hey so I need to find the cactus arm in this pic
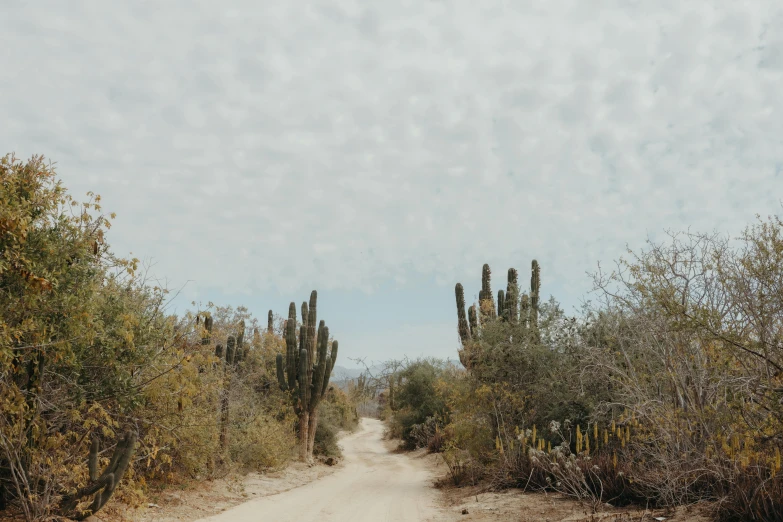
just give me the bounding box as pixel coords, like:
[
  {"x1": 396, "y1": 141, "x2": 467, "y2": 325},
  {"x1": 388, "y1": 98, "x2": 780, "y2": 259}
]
[
  {"x1": 305, "y1": 291, "x2": 318, "y2": 397},
  {"x1": 321, "y1": 339, "x2": 337, "y2": 397},
  {"x1": 276, "y1": 354, "x2": 288, "y2": 391},
  {"x1": 88, "y1": 436, "x2": 99, "y2": 482},
  {"x1": 235, "y1": 320, "x2": 245, "y2": 363},
  {"x1": 225, "y1": 336, "x2": 235, "y2": 365},
  {"x1": 310, "y1": 322, "x2": 329, "y2": 410},
  {"x1": 468, "y1": 304, "x2": 478, "y2": 337},
  {"x1": 202, "y1": 316, "x2": 213, "y2": 345},
  {"x1": 506, "y1": 268, "x2": 519, "y2": 323},
  {"x1": 479, "y1": 263, "x2": 496, "y2": 321},
  {"x1": 455, "y1": 283, "x2": 471, "y2": 343},
  {"x1": 61, "y1": 431, "x2": 137, "y2": 520},
  {"x1": 285, "y1": 304, "x2": 298, "y2": 390},
  {"x1": 298, "y1": 348, "x2": 308, "y2": 409}
]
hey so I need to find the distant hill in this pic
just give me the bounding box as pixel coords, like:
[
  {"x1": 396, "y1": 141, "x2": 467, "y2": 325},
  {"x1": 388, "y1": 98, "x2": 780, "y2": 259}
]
[
  {"x1": 331, "y1": 365, "x2": 364, "y2": 381},
  {"x1": 332, "y1": 359, "x2": 461, "y2": 383}
]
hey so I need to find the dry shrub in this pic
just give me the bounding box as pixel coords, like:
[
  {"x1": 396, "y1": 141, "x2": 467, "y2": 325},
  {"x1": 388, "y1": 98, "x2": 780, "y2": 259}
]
[
  {"x1": 230, "y1": 414, "x2": 296, "y2": 470},
  {"x1": 428, "y1": 428, "x2": 445, "y2": 453},
  {"x1": 409, "y1": 417, "x2": 444, "y2": 451},
  {"x1": 710, "y1": 460, "x2": 783, "y2": 521},
  {"x1": 439, "y1": 448, "x2": 485, "y2": 487}
]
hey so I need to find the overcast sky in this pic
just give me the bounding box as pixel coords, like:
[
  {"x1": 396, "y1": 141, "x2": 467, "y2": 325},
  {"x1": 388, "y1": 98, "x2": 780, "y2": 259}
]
[{"x1": 3, "y1": 1, "x2": 783, "y2": 367}]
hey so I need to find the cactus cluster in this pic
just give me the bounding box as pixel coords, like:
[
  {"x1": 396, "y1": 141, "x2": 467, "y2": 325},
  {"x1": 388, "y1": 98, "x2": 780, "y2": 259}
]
[
  {"x1": 60, "y1": 432, "x2": 137, "y2": 520},
  {"x1": 455, "y1": 260, "x2": 543, "y2": 368},
  {"x1": 275, "y1": 290, "x2": 339, "y2": 461}
]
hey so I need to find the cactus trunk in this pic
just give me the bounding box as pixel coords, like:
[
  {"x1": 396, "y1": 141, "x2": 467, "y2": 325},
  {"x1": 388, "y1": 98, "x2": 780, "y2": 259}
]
[
  {"x1": 298, "y1": 410, "x2": 310, "y2": 461},
  {"x1": 306, "y1": 408, "x2": 319, "y2": 458}
]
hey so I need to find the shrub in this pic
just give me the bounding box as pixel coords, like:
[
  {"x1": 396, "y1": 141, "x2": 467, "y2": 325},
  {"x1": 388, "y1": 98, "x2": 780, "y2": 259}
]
[
  {"x1": 388, "y1": 359, "x2": 450, "y2": 449},
  {"x1": 311, "y1": 387, "x2": 359, "y2": 459},
  {"x1": 313, "y1": 418, "x2": 341, "y2": 458}
]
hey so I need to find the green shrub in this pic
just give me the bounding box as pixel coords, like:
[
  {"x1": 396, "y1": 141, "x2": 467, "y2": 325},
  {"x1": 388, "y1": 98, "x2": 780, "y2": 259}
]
[{"x1": 312, "y1": 387, "x2": 359, "y2": 458}]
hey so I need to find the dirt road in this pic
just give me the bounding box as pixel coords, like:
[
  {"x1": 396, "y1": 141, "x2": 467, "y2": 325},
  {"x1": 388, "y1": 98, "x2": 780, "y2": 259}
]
[{"x1": 195, "y1": 418, "x2": 446, "y2": 522}]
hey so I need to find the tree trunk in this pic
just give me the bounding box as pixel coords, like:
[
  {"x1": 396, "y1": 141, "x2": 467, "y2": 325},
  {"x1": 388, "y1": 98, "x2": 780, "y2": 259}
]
[
  {"x1": 306, "y1": 408, "x2": 319, "y2": 460},
  {"x1": 298, "y1": 411, "x2": 310, "y2": 462}
]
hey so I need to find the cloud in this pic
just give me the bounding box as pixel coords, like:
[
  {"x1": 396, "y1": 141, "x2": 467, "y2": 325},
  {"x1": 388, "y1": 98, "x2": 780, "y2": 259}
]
[{"x1": 2, "y1": 0, "x2": 783, "y2": 312}]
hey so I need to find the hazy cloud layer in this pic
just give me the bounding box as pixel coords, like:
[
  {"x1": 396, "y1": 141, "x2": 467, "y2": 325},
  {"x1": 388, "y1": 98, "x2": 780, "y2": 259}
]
[{"x1": 3, "y1": 0, "x2": 783, "y2": 312}]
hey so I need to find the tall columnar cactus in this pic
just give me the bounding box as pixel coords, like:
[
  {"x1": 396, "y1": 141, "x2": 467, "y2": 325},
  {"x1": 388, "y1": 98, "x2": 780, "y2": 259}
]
[
  {"x1": 530, "y1": 259, "x2": 541, "y2": 336},
  {"x1": 201, "y1": 315, "x2": 213, "y2": 345},
  {"x1": 520, "y1": 293, "x2": 530, "y2": 328},
  {"x1": 275, "y1": 291, "x2": 338, "y2": 462},
  {"x1": 225, "y1": 335, "x2": 236, "y2": 365},
  {"x1": 478, "y1": 263, "x2": 496, "y2": 323},
  {"x1": 455, "y1": 283, "x2": 471, "y2": 344},
  {"x1": 234, "y1": 320, "x2": 245, "y2": 364},
  {"x1": 268, "y1": 310, "x2": 274, "y2": 333},
  {"x1": 59, "y1": 432, "x2": 137, "y2": 520},
  {"x1": 468, "y1": 304, "x2": 478, "y2": 337},
  {"x1": 219, "y1": 335, "x2": 236, "y2": 448},
  {"x1": 506, "y1": 268, "x2": 519, "y2": 323},
  {"x1": 497, "y1": 289, "x2": 506, "y2": 320}
]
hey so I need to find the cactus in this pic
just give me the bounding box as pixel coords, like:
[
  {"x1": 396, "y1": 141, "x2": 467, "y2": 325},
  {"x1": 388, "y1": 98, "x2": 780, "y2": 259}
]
[
  {"x1": 235, "y1": 320, "x2": 245, "y2": 363},
  {"x1": 530, "y1": 260, "x2": 540, "y2": 330},
  {"x1": 219, "y1": 335, "x2": 236, "y2": 448},
  {"x1": 520, "y1": 293, "x2": 530, "y2": 328},
  {"x1": 60, "y1": 432, "x2": 137, "y2": 520},
  {"x1": 274, "y1": 290, "x2": 338, "y2": 462},
  {"x1": 202, "y1": 315, "x2": 213, "y2": 345},
  {"x1": 468, "y1": 304, "x2": 478, "y2": 337},
  {"x1": 455, "y1": 260, "x2": 542, "y2": 370},
  {"x1": 506, "y1": 268, "x2": 519, "y2": 323},
  {"x1": 478, "y1": 264, "x2": 496, "y2": 323},
  {"x1": 455, "y1": 283, "x2": 471, "y2": 344},
  {"x1": 268, "y1": 310, "x2": 274, "y2": 333},
  {"x1": 225, "y1": 335, "x2": 236, "y2": 365}
]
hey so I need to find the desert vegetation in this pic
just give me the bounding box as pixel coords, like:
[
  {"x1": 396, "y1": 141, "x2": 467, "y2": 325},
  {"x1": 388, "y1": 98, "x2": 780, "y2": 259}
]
[
  {"x1": 0, "y1": 154, "x2": 356, "y2": 520},
  {"x1": 377, "y1": 218, "x2": 783, "y2": 521},
  {"x1": 5, "y1": 151, "x2": 783, "y2": 522}
]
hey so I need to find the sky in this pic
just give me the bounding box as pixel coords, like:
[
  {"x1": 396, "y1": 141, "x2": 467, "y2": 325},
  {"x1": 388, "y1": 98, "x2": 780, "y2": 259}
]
[{"x1": 2, "y1": 1, "x2": 783, "y2": 368}]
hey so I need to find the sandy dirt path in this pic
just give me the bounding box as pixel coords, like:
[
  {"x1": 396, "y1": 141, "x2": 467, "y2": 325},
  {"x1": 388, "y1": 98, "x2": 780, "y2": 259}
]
[{"x1": 194, "y1": 417, "x2": 446, "y2": 522}]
